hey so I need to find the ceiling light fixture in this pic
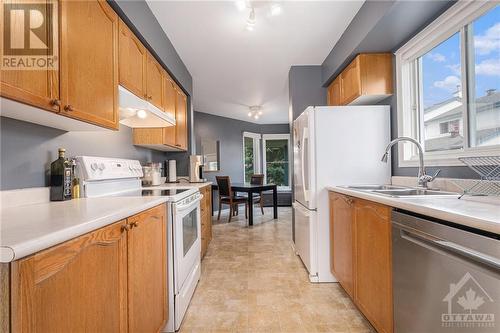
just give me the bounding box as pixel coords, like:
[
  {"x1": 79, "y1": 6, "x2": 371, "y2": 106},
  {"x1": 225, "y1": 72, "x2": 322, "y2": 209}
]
[{"x1": 248, "y1": 105, "x2": 262, "y2": 120}]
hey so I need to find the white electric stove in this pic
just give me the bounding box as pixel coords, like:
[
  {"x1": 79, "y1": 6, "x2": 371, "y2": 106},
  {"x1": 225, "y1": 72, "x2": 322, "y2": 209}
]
[{"x1": 76, "y1": 156, "x2": 201, "y2": 332}]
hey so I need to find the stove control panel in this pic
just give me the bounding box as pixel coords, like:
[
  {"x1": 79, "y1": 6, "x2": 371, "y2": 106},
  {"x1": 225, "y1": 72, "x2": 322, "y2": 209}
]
[{"x1": 76, "y1": 156, "x2": 144, "y2": 181}]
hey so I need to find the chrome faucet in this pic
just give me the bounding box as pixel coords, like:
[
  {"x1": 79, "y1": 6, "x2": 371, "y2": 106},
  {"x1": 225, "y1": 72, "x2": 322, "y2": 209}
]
[{"x1": 381, "y1": 137, "x2": 441, "y2": 189}]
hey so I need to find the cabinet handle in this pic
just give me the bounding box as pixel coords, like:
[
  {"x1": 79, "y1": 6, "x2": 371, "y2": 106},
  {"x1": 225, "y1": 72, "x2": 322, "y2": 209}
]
[
  {"x1": 64, "y1": 104, "x2": 74, "y2": 112},
  {"x1": 121, "y1": 224, "x2": 130, "y2": 232},
  {"x1": 131, "y1": 222, "x2": 139, "y2": 228},
  {"x1": 50, "y1": 99, "x2": 61, "y2": 107},
  {"x1": 345, "y1": 197, "x2": 354, "y2": 206}
]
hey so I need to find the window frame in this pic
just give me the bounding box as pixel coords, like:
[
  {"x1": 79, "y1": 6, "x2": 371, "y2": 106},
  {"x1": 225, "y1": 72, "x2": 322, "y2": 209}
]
[
  {"x1": 262, "y1": 133, "x2": 291, "y2": 191},
  {"x1": 242, "y1": 131, "x2": 261, "y2": 182},
  {"x1": 395, "y1": 1, "x2": 500, "y2": 167}
]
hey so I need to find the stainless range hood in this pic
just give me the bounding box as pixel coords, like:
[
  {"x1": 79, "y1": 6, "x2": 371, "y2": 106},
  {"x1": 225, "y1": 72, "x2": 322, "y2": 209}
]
[{"x1": 118, "y1": 85, "x2": 176, "y2": 128}]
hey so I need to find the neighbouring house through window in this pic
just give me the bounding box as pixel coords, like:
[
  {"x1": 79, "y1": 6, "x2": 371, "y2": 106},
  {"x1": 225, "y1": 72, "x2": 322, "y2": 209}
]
[{"x1": 396, "y1": 2, "x2": 500, "y2": 166}]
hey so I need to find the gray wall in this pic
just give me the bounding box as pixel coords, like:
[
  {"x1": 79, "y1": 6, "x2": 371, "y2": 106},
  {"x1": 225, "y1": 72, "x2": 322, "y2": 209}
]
[
  {"x1": 194, "y1": 111, "x2": 289, "y2": 183},
  {"x1": 1, "y1": 0, "x2": 196, "y2": 190},
  {"x1": 289, "y1": 66, "x2": 327, "y2": 122},
  {"x1": 193, "y1": 111, "x2": 290, "y2": 211},
  {"x1": 0, "y1": 117, "x2": 165, "y2": 190},
  {"x1": 312, "y1": 0, "x2": 475, "y2": 179}
]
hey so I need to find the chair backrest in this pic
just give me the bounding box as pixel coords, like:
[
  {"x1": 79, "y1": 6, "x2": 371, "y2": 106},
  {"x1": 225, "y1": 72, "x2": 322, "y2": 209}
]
[
  {"x1": 251, "y1": 174, "x2": 264, "y2": 185},
  {"x1": 216, "y1": 176, "x2": 231, "y2": 196}
]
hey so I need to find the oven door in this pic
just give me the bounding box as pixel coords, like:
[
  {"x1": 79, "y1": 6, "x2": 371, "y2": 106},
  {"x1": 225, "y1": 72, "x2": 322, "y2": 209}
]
[{"x1": 173, "y1": 193, "x2": 202, "y2": 293}]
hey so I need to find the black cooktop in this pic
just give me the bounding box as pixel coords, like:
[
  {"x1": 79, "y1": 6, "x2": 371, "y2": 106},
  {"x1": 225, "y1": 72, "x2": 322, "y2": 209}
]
[{"x1": 141, "y1": 189, "x2": 190, "y2": 197}]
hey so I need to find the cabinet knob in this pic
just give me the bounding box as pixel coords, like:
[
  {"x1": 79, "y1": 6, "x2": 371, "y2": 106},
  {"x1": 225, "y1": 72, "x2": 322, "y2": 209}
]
[
  {"x1": 346, "y1": 198, "x2": 354, "y2": 206},
  {"x1": 175, "y1": 144, "x2": 181, "y2": 147},
  {"x1": 131, "y1": 222, "x2": 139, "y2": 228},
  {"x1": 64, "y1": 104, "x2": 74, "y2": 112},
  {"x1": 121, "y1": 224, "x2": 130, "y2": 232},
  {"x1": 148, "y1": 95, "x2": 152, "y2": 100},
  {"x1": 50, "y1": 99, "x2": 61, "y2": 107}
]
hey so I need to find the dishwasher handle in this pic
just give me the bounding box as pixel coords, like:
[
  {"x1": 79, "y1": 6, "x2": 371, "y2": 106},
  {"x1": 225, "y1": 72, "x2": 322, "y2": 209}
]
[{"x1": 400, "y1": 228, "x2": 500, "y2": 271}]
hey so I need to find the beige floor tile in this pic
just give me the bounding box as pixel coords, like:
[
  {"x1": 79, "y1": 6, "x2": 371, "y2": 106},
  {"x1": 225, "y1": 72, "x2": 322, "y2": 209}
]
[{"x1": 179, "y1": 207, "x2": 373, "y2": 333}]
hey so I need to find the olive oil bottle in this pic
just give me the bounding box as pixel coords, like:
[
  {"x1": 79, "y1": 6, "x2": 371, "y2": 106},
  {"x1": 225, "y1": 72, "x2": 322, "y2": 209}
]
[{"x1": 50, "y1": 148, "x2": 72, "y2": 201}]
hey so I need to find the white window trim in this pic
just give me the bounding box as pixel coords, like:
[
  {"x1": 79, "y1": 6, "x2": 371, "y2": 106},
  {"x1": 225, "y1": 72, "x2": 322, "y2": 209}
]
[
  {"x1": 262, "y1": 134, "x2": 291, "y2": 191},
  {"x1": 395, "y1": 0, "x2": 500, "y2": 167},
  {"x1": 242, "y1": 131, "x2": 261, "y2": 181}
]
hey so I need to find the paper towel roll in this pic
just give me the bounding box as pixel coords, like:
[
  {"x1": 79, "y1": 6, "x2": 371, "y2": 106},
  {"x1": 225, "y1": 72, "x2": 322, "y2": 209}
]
[{"x1": 168, "y1": 160, "x2": 177, "y2": 182}]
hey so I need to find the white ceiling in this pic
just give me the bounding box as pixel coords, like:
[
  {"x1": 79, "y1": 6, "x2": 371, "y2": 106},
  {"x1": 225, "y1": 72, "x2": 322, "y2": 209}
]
[{"x1": 147, "y1": 1, "x2": 364, "y2": 124}]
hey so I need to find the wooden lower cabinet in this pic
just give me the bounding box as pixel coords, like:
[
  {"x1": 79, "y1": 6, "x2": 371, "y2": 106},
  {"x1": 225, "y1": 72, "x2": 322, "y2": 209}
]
[
  {"x1": 354, "y1": 198, "x2": 393, "y2": 333},
  {"x1": 329, "y1": 192, "x2": 393, "y2": 333},
  {"x1": 9, "y1": 204, "x2": 167, "y2": 333},
  {"x1": 127, "y1": 204, "x2": 168, "y2": 332},
  {"x1": 199, "y1": 185, "x2": 212, "y2": 258},
  {"x1": 329, "y1": 192, "x2": 354, "y2": 298},
  {"x1": 10, "y1": 220, "x2": 128, "y2": 333}
]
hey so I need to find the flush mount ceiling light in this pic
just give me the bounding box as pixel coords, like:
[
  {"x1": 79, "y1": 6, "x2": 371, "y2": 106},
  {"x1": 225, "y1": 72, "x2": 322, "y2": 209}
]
[
  {"x1": 237, "y1": 1, "x2": 281, "y2": 32},
  {"x1": 248, "y1": 105, "x2": 263, "y2": 120}
]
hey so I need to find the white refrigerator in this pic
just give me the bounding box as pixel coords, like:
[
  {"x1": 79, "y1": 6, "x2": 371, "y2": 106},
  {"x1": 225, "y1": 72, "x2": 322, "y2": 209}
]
[{"x1": 293, "y1": 106, "x2": 391, "y2": 282}]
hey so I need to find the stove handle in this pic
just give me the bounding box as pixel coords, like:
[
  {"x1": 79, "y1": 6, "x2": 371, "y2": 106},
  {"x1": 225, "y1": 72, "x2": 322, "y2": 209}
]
[{"x1": 175, "y1": 193, "x2": 203, "y2": 212}]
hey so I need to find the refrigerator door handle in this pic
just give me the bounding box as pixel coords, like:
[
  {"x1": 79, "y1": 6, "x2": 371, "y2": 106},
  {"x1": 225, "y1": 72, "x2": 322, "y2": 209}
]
[{"x1": 301, "y1": 127, "x2": 309, "y2": 203}]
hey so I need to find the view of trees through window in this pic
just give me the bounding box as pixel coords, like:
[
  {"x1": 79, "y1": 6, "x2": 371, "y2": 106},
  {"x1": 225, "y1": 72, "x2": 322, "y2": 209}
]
[
  {"x1": 244, "y1": 136, "x2": 255, "y2": 183},
  {"x1": 264, "y1": 139, "x2": 289, "y2": 188}
]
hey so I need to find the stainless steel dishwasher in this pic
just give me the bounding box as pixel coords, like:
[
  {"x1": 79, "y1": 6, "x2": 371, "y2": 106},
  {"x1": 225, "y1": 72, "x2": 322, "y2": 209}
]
[{"x1": 392, "y1": 211, "x2": 500, "y2": 333}]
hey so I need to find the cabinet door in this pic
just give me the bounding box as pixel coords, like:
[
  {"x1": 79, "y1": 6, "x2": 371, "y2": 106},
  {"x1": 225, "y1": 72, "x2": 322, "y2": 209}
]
[
  {"x1": 10, "y1": 221, "x2": 128, "y2": 333},
  {"x1": 60, "y1": 0, "x2": 119, "y2": 129},
  {"x1": 330, "y1": 77, "x2": 342, "y2": 106},
  {"x1": 163, "y1": 76, "x2": 177, "y2": 146},
  {"x1": 354, "y1": 199, "x2": 393, "y2": 333},
  {"x1": 0, "y1": 0, "x2": 59, "y2": 112},
  {"x1": 175, "y1": 88, "x2": 188, "y2": 150},
  {"x1": 329, "y1": 192, "x2": 354, "y2": 298},
  {"x1": 118, "y1": 20, "x2": 146, "y2": 98},
  {"x1": 146, "y1": 53, "x2": 164, "y2": 110},
  {"x1": 127, "y1": 204, "x2": 168, "y2": 332},
  {"x1": 340, "y1": 56, "x2": 361, "y2": 105},
  {"x1": 359, "y1": 53, "x2": 393, "y2": 96}
]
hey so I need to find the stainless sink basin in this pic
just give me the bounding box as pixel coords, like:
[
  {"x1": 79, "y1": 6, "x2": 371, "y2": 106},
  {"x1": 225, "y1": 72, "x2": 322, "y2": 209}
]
[
  {"x1": 344, "y1": 185, "x2": 406, "y2": 191},
  {"x1": 372, "y1": 188, "x2": 459, "y2": 198},
  {"x1": 341, "y1": 184, "x2": 459, "y2": 198}
]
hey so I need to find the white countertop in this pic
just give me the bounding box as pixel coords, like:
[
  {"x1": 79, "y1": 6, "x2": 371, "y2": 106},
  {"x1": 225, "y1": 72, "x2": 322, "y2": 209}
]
[
  {"x1": 0, "y1": 196, "x2": 168, "y2": 263},
  {"x1": 328, "y1": 186, "x2": 500, "y2": 235}
]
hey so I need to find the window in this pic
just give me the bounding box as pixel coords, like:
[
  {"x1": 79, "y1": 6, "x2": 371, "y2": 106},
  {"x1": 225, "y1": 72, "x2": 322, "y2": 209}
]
[
  {"x1": 242, "y1": 132, "x2": 261, "y2": 183},
  {"x1": 263, "y1": 134, "x2": 290, "y2": 190},
  {"x1": 396, "y1": 2, "x2": 500, "y2": 166}
]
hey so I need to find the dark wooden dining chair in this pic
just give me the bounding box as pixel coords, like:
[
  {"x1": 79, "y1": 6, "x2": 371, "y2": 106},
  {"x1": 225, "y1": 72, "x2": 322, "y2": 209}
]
[
  {"x1": 250, "y1": 174, "x2": 265, "y2": 215},
  {"x1": 216, "y1": 176, "x2": 248, "y2": 222}
]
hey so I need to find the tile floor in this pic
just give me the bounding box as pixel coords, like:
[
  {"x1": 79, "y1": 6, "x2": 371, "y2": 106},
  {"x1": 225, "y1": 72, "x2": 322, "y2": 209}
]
[{"x1": 180, "y1": 207, "x2": 375, "y2": 333}]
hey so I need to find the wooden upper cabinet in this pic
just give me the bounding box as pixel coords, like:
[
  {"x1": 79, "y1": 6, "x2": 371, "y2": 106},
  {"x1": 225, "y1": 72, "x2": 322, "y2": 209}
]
[
  {"x1": 354, "y1": 199, "x2": 393, "y2": 333},
  {"x1": 329, "y1": 192, "x2": 355, "y2": 298},
  {"x1": 146, "y1": 53, "x2": 164, "y2": 110},
  {"x1": 163, "y1": 75, "x2": 177, "y2": 146},
  {"x1": 10, "y1": 221, "x2": 128, "y2": 333},
  {"x1": 127, "y1": 204, "x2": 168, "y2": 333},
  {"x1": 340, "y1": 56, "x2": 362, "y2": 105},
  {"x1": 0, "y1": 0, "x2": 59, "y2": 112},
  {"x1": 59, "y1": 0, "x2": 119, "y2": 130},
  {"x1": 175, "y1": 88, "x2": 188, "y2": 150},
  {"x1": 118, "y1": 20, "x2": 146, "y2": 98},
  {"x1": 327, "y1": 53, "x2": 393, "y2": 106},
  {"x1": 327, "y1": 77, "x2": 341, "y2": 106}
]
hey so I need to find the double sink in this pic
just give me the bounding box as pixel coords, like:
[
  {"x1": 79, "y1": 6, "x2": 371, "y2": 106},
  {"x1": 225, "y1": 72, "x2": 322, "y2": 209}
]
[{"x1": 343, "y1": 185, "x2": 459, "y2": 198}]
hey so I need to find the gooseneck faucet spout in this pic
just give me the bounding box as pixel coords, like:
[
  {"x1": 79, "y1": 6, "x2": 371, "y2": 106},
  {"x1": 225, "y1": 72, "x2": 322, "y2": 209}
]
[{"x1": 381, "y1": 137, "x2": 440, "y2": 189}]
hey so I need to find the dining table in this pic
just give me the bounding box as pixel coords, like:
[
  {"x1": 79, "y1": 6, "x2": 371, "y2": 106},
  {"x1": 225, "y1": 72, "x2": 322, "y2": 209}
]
[{"x1": 211, "y1": 183, "x2": 278, "y2": 226}]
